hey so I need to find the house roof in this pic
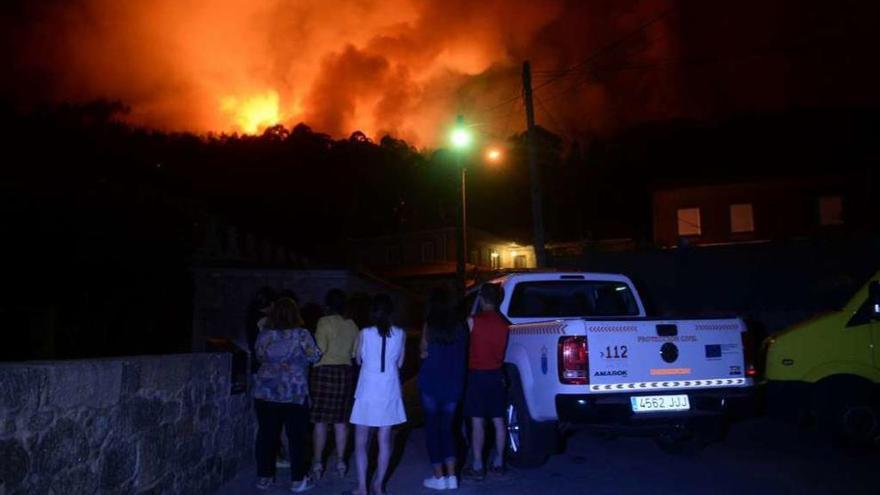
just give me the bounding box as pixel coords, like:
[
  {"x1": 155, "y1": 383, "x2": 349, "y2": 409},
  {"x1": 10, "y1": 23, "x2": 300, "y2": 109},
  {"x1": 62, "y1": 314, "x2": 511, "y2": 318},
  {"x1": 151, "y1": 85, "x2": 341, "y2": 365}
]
[{"x1": 649, "y1": 174, "x2": 851, "y2": 194}]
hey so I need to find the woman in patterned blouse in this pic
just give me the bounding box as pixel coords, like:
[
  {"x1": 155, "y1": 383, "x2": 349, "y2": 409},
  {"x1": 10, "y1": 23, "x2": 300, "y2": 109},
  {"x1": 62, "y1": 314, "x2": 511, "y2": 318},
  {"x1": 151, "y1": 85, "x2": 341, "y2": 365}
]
[{"x1": 254, "y1": 297, "x2": 322, "y2": 492}]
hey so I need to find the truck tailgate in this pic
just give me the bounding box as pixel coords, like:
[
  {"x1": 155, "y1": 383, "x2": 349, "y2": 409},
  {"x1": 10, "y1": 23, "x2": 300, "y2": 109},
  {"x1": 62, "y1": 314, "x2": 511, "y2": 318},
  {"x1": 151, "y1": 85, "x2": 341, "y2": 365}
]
[{"x1": 583, "y1": 319, "x2": 748, "y2": 393}]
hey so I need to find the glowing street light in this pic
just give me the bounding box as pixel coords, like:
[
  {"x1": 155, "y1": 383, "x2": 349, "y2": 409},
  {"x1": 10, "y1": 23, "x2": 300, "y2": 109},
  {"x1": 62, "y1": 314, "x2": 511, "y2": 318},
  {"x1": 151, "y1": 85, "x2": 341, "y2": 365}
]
[
  {"x1": 485, "y1": 147, "x2": 503, "y2": 164},
  {"x1": 450, "y1": 115, "x2": 472, "y2": 296},
  {"x1": 450, "y1": 126, "x2": 473, "y2": 149}
]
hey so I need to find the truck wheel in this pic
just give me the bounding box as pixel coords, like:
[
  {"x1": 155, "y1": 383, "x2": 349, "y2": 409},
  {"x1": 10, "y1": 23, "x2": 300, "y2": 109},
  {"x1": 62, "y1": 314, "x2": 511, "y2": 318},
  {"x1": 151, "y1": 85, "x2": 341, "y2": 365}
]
[
  {"x1": 813, "y1": 376, "x2": 879, "y2": 447},
  {"x1": 504, "y1": 366, "x2": 557, "y2": 468}
]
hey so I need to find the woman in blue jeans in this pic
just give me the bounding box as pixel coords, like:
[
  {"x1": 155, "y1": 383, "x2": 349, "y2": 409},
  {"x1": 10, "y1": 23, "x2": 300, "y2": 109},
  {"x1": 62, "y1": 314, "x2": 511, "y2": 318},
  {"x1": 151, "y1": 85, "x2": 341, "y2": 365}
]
[{"x1": 418, "y1": 288, "x2": 468, "y2": 490}]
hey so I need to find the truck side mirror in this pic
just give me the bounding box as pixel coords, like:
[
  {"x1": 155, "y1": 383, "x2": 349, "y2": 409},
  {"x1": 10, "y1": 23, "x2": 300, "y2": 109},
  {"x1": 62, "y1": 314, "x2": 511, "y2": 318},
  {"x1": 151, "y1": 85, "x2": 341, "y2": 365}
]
[{"x1": 870, "y1": 281, "x2": 880, "y2": 319}]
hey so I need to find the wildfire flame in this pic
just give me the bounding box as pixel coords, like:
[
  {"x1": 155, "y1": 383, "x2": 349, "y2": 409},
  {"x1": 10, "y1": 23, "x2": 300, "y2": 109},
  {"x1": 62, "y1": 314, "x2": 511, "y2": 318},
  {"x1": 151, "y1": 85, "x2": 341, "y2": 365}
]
[
  {"x1": 220, "y1": 91, "x2": 281, "y2": 135},
  {"x1": 7, "y1": 0, "x2": 687, "y2": 143}
]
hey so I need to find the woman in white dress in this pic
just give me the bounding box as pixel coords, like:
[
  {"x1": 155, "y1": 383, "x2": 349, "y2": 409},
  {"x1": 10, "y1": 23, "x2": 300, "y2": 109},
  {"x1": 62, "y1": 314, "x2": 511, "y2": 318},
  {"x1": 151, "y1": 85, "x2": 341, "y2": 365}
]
[{"x1": 347, "y1": 294, "x2": 406, "y2": 495}]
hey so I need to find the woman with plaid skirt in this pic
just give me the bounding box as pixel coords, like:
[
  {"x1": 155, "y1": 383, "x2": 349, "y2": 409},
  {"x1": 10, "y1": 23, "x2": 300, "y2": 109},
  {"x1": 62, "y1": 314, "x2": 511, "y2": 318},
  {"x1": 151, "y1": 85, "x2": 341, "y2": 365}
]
[{"x1": 310, "y1": 289, "x2": 359, "y2": 479}]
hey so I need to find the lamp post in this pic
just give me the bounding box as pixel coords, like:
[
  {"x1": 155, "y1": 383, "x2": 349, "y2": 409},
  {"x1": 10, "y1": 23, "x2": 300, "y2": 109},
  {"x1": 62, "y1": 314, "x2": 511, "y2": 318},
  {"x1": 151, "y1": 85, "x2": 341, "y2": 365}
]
[{"x1": 450, "y1": 115, "x2": 472, "y2": 297}]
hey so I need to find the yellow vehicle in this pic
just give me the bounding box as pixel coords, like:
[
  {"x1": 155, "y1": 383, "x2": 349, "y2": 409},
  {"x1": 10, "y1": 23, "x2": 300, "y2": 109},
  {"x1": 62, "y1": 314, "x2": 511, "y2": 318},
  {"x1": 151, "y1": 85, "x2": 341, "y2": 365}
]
[{"x1": 764, "y1": 270, "x2": 880, "y2": 445}]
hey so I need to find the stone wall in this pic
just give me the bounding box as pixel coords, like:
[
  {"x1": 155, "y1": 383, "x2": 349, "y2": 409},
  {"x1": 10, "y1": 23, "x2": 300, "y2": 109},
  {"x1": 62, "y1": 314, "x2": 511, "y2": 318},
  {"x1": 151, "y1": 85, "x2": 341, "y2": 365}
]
[
  {"x1": 191, "y1": 268, "x2": 417, "y2": 351},
  {"x1": 0, "y1": 354, "x2": 255, "y2": 495}
]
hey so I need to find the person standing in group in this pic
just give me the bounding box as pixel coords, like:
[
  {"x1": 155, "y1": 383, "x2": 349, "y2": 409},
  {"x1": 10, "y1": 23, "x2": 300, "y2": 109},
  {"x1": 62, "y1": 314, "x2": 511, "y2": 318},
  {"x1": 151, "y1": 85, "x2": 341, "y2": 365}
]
[
  {"x1": 418, "y1": 288, "x2": 469, "y2": 491},
  {"x1": 253, "y1": 297, "x2": 321, "y2": 493},
  {"x1": 462, "y1": 283, "x2": 510, "y2": 481},
  {"x1": 346, "y1": 294, "x2": 407, "y2": 495},
  {"x1": 247, "y1": 288, "x2": 300, "y2": 470},
  {"x1": 309, "y1": 289, "x2": 359, "y2": 480},
  {"x1": 246, "y1": 287, "x2": 278, "y2": 374}
]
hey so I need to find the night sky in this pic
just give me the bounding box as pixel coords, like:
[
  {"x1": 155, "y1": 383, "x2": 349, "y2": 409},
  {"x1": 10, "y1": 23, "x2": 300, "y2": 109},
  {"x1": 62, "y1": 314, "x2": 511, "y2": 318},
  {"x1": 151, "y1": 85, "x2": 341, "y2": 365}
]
[
  {"x1": 3, "y1": 0, "x2": 878, "y2": 144},
  {"x1": 2, "y1": 1, "x2": 879, "y2": 360}
]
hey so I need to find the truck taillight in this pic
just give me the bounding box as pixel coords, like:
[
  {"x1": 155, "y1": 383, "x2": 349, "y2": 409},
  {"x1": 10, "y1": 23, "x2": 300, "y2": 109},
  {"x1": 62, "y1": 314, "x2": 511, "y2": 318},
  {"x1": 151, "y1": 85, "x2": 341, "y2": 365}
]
[
  {"x1": 741, "y1": 331, "x2": 758, "y2": 378},
  {"x1": 558, "y1": 336, "x2": 589, "y2": 385}
]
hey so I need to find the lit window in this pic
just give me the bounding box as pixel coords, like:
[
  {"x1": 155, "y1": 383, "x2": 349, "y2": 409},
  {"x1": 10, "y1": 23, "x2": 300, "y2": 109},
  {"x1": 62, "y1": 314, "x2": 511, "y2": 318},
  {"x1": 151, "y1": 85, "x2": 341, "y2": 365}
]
[
  {"x1": 421, "y1": 241, "x2": 435, "y2": 262},
  {"x1": 819, "y1": 196, "x2": 843, "y2": 226},
  {"x1": 676, "y1": 208, "x2": 701, "y2": 236},
  {"x1": 490, "y1": 251, "x2": 500, "y2": 269},
  {"x1": 729, "y1": 204, "x2": 754, "y2": 233}
]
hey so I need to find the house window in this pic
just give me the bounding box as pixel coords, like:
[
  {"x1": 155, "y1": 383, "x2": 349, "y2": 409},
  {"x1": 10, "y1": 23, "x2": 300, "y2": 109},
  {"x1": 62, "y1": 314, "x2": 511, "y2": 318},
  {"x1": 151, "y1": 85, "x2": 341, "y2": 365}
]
[
  {"x1": 386, "y1": 245, "x2": 400, "y2": 265},
  {"x1": 421, "y1": 241, "x2": 435, "y2": 262},
  {"x1": 490, "y1": 250, "x2": 500, "y2": 269},
  {"x1": 514, "y1": 255, "x2": 528, "y2": 269},
  {"x1": 819, "y1": 196, "x2": 843, "y2": 226},
  {"x1": 729, "y1": 203, "x2": 754, "y2": 233},
  {"x1": 676, "y1": 208, "x2": 702, "y2": 236}
]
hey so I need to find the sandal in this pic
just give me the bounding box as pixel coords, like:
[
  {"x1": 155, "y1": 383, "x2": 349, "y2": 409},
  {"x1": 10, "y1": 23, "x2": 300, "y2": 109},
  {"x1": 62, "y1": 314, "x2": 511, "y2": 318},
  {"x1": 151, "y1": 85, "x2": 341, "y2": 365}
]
[
  {"x1": 290, "y1": 475, "x2": 315, "y2": 492},
  {"x1": 255, "y1": 477, "x2": 273, "y2": 490},
  {"x1": 489, "y1": 463, "x2": 506, "y2": 476},
  {"x1": 335, "y1": 459, "x2": 347, "y2": 477}
]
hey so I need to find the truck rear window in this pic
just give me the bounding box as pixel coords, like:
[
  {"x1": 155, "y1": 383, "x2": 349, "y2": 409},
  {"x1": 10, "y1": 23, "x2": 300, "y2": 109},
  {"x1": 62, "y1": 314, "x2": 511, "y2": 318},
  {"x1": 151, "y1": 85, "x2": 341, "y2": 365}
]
[{"x1": 507, "y1": 281, "x2": 639, "y2": 318}]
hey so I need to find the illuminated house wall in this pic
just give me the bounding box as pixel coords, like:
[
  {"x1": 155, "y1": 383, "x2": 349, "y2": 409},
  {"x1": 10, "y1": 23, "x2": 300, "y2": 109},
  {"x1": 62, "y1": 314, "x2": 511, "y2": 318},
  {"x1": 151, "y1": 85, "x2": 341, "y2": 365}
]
[
  {"x1": 350, "y1": 227, "x2": 536, "y2": 270},
  {"x1": 483, "y1": 242, "x2": 537, "y2": 270}
]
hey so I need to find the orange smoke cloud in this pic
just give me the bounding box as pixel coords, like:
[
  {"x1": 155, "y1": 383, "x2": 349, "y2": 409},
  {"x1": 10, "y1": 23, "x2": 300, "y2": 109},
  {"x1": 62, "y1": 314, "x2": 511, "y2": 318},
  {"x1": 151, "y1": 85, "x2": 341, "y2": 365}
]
[{"x1": 6, "y1": 0, "x2": 683, "y2": 144}]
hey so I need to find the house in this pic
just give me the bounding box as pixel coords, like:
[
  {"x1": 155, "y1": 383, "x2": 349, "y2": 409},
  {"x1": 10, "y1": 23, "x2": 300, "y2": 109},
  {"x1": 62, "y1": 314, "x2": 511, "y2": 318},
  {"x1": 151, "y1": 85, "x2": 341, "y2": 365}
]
[
  {"x1": 652, "y1": 175, "x2": 872, "y2": 248},
  {"x1": 349, "y1": 227, "x2": 536, "y2": 290}
]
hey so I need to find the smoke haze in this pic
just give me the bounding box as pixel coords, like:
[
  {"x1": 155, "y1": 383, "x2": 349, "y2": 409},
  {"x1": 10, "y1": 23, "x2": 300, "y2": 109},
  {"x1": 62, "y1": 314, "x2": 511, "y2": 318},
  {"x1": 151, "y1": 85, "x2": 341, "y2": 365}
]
[{"x1": 4, "y1": 0, "x2": 878, "y2": 143}]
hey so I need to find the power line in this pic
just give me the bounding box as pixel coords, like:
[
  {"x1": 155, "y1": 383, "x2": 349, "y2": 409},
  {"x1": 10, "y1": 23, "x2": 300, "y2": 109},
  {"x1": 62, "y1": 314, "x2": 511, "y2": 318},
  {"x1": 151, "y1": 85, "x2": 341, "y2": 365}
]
[
  {"x1": 535, "y1": 3, "x2": 851, "y2": 83},
  {"x1": 535, "y1": 71, "x2": 595, "y2": 108},
  {"x1": 529, "y1": 6, "x2": 676, "y2": 92},
  {"x1": 534, "y1": 92, "x2": 566, "y2": 137},
  {"x1": 534, "y1": 35, "x2": 849, "y2": 110},
  {"x1": 482, "y1": 90, "x2": 523, "y2": 114},
  {"x1": 463, "y1": 5, "x2": 675, "y2": 141},
  {"x1": 470, "y1": 5, "x2": 673, "y2": 136},
  {"x1": 497, "y1": 93, "x2": 522, "y2": 140},
  {"x1": 576, "y1": 38, "x2": 843, "y2": 76},
  {"x1": 478, "y1": 93, "x2": 523, "y2": 141}
]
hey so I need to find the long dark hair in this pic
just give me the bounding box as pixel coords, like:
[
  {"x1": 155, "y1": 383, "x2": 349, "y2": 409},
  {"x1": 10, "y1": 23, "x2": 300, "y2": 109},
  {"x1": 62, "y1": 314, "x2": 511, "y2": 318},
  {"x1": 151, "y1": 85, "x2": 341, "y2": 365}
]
[
  {"x1": 478, "y1": 283, "x2": 503, "y2": 311},
  {"x1": 371, "y1": 294, "x2": 394, "y2": 338},
  {"x1": 425, "y1": 288, "x2": 459, "y2": 345},
  {"x1": 325, "y1": 288, "x2": 346, "y2": 315}
]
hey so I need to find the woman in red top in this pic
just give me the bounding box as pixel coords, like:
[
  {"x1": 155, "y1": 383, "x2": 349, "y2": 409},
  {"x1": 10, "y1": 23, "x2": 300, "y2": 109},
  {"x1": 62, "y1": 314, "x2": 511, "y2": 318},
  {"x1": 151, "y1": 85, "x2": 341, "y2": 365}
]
[{"x1": 462, "y1": 283, "x2": 509, "y2": 480}]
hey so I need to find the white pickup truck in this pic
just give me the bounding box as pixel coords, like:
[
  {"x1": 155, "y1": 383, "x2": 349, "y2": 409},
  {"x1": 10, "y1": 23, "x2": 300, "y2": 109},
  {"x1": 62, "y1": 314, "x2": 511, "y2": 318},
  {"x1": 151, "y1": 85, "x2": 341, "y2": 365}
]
[{"x1": 467, "y1": 271, "x2": 756, "y2": 466}]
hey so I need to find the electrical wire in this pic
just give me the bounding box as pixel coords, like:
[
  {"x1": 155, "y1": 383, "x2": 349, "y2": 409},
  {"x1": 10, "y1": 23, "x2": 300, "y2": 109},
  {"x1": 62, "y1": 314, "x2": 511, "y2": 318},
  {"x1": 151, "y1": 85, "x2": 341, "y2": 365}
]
[
  {"x1": 534, "y1": 92, "x2": 567, "y2": 137},
  {"x1": 529, "y1": 6, "x2": 677, "y2": 92},
  {"x1": 496, "y1": 94, "x2": 522, "y2": 140}
]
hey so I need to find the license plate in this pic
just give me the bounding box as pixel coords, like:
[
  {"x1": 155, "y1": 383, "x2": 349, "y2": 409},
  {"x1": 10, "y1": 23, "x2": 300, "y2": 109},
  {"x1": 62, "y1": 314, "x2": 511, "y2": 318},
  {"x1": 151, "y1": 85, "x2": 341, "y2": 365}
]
[{"x1": 630, "y1": 394, "x2": 690, "y2": 413}]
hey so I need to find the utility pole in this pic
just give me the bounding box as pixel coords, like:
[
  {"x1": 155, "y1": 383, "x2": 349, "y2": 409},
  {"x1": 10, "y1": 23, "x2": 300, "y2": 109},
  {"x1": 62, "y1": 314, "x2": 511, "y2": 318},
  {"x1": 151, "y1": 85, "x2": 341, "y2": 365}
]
[
  {"x1": 455, "y1": 115, "x2": 468, "y2": 297},
  {"x1": 522, "y1": 61, "x2": 548, "y2": 267}
]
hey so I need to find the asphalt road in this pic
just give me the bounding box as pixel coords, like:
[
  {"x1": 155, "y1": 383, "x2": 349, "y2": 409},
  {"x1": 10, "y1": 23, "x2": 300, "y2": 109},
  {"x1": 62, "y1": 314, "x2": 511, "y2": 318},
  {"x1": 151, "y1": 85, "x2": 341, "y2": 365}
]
[{"x1": 218, "y1": 416, "x2": 877, "y2": 495}]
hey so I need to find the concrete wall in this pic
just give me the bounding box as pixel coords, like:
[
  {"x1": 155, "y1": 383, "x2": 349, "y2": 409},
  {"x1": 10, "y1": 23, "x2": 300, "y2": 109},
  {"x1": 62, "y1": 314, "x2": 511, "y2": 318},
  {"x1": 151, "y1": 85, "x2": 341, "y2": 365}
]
[
  {"x1": 0, "y1": 354, "x2": 255, "y2": 495},
  {"x1": 191, "y1": 268, "x2": 417, "y2": 351},
  {"x1": 553, "y1": 237, "x2": 880, "y2": 337}
]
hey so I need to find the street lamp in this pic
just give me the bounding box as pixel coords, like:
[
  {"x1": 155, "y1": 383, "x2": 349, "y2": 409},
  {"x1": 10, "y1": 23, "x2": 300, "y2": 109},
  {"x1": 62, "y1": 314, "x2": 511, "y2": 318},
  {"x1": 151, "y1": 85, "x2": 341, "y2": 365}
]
[
  {"x1": 485, "y1": 146, "x2": 503, "y2": 164},
  {"x1": 451, "y1": 127, "x2": 473, "y2": 149},
  {"x1": 450, "y1": 115, "x2": 472, "y2": 297}
]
